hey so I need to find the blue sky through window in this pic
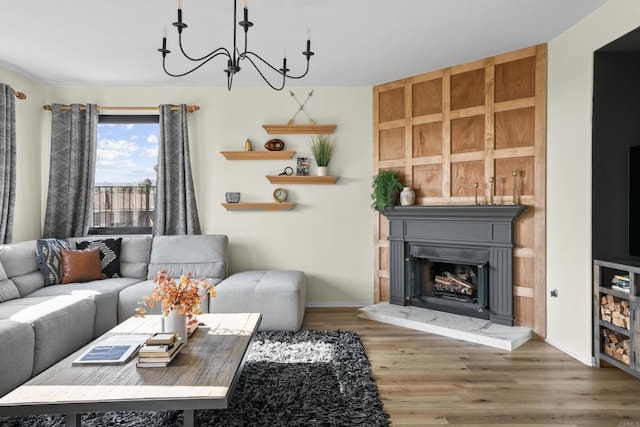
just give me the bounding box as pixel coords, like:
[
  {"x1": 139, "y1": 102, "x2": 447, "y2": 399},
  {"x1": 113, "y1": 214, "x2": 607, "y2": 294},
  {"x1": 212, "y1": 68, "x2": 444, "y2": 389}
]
[{"x1": 96, "y1": 123, "x2": 159, "y2": 185}]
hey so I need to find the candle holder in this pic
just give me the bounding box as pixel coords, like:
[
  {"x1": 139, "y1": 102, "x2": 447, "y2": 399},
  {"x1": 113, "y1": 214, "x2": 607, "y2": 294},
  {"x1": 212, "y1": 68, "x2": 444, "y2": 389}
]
[
  {"x1": 488, "y1": 177, "x2": 494, "y2": 205},
  {"x1": 512, "y1": 169, "x2": 519, "y2": 205},
  {"x1": 473, "y1": 181, "x2": 479, "y2": 205}
]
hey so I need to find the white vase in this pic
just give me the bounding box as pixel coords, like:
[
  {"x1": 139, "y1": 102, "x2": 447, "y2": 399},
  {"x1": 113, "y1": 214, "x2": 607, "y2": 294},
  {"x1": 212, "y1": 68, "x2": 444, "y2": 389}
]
[
  {"x1": 163, "y1": 309, "x2": 188, "y2": 346},
  {"x1": 400, "y1": 187, "x2": 416, "y2": 206},
  {"x1": 317, "y1": 166, "x2": 328, "y2": 176}
]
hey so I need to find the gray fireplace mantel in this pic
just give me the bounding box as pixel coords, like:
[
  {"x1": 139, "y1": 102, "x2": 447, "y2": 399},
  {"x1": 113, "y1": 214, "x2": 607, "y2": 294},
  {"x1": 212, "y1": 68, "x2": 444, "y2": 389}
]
[
  {"x1": 380, "y1": 204, "x2": 526, "y2": 325},
  {"x1": 380, "y1": 204, "x2": 527, "y2": 221}
]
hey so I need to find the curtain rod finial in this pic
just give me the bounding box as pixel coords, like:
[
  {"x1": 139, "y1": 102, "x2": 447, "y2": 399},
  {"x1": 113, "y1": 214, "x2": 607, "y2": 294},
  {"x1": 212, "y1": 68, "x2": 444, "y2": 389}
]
[{"x1": 15, "y1": 92, "x2": 26, "y2": 100}]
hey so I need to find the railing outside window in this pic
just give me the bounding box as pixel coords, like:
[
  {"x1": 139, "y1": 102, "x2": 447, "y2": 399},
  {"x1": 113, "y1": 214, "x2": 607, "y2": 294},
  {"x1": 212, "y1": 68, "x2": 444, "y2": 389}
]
[{"x1": 89, "y1": 183, "x2": 155, "y2": 235}]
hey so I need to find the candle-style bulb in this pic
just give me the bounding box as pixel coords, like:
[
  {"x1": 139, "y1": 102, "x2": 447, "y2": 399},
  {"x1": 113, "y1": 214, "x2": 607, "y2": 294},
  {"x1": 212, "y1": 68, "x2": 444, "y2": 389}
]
[
  {"x1": 177, "y1": 0, "x2": 183, "y2": 8},
  {"x1": 307, "y1": 29, "x2": 311, "y2": 40}
]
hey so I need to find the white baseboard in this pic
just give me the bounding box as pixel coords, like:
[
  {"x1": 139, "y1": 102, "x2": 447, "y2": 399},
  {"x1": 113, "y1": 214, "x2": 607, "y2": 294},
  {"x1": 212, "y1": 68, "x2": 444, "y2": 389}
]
[
  {"x1": 305, "y1": 301, "x2": 372, "y2": 308},
  {"x1": 544, "y1": 337, "x2": 594, "y2": 366}
]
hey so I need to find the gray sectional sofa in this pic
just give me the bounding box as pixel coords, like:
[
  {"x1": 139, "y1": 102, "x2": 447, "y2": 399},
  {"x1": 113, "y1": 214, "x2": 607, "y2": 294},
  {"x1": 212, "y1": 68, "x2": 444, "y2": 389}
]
[{"x1": 0, "y1": 234, "x2": 306, "y2": 397}]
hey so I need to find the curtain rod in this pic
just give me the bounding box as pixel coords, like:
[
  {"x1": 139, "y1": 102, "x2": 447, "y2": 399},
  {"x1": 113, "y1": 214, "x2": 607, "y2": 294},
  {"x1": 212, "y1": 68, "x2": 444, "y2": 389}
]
[
  {"x1": 15, "y1": 92, "x2": 26, "y2": 100},
  {"x1": 42, "y1": 105, "x2": 200, "y2": 113}
]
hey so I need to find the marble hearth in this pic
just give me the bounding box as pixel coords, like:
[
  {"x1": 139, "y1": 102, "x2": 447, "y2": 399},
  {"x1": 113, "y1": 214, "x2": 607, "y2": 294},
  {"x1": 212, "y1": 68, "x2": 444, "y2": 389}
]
[{"x1": 358, "y1": 302, "x2": 531, "y2": 351}]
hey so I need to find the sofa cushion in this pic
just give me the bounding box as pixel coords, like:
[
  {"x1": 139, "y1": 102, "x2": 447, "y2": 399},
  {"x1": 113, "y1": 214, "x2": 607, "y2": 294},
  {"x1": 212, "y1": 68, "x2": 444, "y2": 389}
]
[
  {"x1": 0, "y1": 261, "x2": 19, "y2": 303},
  {"x1": 0, "y1": 320, "x2": 35, "y2": 397},
  {"x1": 147, "y1": 235, "x2": 228, "y2": 282},
  {"x1": 61, "y1": 249, "x2": 103, "y2": 284},
  {"x1": 0, "y1": 295, "x2": 96, "y2": 375},
  {"x1": 117, "y1": 279, "x2": 162, "y2": 322},
  {"x1": 210, "y1": 270, "x2": 306, "y2": 331},
  {"x1": 0, "y1": 240, "x2": 44, "y2": 296},
  {"x1": 27, "y1": 277, "x2": 141, "y2": 338},
  {"x1": 0, "y1": 279, "x2": 20, "y2": 303},
  {"x1": 76, "y1": 238, "x2": 122, "y2": 278},
  {"x1": 36, "y1": 238, "x2": 72, "y2": 286}
]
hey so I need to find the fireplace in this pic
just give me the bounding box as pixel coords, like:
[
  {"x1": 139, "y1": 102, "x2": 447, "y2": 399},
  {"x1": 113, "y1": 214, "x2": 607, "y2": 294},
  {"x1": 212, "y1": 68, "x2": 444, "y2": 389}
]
[{"x1": 381, "y1": 205, "x2": 525, "y2": 326}]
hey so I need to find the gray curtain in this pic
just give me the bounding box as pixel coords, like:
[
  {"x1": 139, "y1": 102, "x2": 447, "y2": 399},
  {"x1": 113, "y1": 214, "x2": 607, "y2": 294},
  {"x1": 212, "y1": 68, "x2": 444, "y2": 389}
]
[
  {"x1": 155, "y1": 104, "x2": 201, "y2": 236},
  {"x1": 43, "y1": 104, "x2": 98, "y2": 238},
  {"x1": 0, "y1": 84, "x2": 16, "y2": 244}
]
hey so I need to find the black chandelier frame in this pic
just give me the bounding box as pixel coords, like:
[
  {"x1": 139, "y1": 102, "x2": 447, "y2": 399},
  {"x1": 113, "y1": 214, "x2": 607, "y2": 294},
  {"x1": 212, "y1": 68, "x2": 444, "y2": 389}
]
[{"x1": 158, "y1": 0, "x2": 314, "y2": 91}]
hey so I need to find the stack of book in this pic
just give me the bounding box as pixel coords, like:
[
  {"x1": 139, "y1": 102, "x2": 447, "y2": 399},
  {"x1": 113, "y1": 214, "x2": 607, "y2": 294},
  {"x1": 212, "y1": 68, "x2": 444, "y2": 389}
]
[
  {"x1": 136, "y1": 333, "x2": 183, "y2": 368},
  {"x1": 611, "y1": 274, "x2": 631, "y2": 293}
]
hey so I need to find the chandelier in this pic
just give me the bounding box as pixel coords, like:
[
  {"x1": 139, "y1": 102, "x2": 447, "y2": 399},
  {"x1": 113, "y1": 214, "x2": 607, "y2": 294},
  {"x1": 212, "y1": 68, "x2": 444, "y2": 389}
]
[{"x1": 158, "y1": 0, "x2": 314, "y2": 91}]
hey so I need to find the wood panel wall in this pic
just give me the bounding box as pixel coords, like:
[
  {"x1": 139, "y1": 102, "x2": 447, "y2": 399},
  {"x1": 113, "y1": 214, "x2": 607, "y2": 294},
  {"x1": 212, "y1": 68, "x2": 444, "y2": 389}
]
[{"x1": 373, "y1": 45, "x2": 547, "y2": 337}]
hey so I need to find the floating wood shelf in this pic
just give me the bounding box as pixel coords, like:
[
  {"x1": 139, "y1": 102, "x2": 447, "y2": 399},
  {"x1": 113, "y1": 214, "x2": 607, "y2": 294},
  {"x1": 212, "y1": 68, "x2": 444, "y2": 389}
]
[
  {"x1": 266, "y1": 175, "x2": 338, "y2": 185},
  {"x1": 221, "y1": 202, "x2": 296, "y2": 211},
  {"x1": 220, "y1": 151, "x2": 295, "y2": 160},
  {"x1": 262, "y1": 124, "x2": 337, "y2": 135}
]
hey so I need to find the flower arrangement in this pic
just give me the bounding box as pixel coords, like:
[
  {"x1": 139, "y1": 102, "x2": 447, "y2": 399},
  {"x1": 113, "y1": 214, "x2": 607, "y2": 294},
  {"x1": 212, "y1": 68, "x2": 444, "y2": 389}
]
[{"x1": 135, "y1": 270, "x2": 216, "y2": 323}]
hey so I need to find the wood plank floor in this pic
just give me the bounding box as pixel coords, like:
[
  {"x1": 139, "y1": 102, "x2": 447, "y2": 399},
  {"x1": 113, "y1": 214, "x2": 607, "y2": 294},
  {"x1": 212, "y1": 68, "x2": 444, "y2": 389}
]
[{"x1": 302, "y1": 307, "x2": 640, "y2": 426}]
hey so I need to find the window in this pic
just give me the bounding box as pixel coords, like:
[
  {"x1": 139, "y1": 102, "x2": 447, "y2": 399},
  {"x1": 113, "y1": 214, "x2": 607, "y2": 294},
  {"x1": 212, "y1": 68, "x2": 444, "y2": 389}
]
[{"x1": 89, "y1": 115, "x2": 159, "y2": 235}]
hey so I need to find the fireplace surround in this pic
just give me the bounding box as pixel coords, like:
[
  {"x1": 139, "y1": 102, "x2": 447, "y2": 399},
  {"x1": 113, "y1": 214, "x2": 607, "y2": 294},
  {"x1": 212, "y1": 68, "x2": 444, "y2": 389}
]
[{"x1": 381, "y1": 205, "x2": 526, "y2": 326}]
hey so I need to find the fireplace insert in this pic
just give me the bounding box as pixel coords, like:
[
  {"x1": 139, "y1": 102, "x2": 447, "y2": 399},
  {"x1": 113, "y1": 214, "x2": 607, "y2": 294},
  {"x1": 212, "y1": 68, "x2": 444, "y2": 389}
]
[{"x1": 407, "y1": 244, "x2": 489, "y2": 319}]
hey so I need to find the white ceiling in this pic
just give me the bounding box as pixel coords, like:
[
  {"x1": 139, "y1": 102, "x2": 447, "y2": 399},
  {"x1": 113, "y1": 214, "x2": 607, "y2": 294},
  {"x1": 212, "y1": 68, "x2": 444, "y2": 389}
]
[{"x1": 0, "y1": 0, "x2": 608, "y2": 88}]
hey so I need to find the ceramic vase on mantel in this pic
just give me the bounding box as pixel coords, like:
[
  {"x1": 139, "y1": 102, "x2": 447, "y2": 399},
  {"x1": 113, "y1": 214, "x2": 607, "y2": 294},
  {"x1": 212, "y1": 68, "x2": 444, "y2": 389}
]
[
  {"x1": 400, "y1": 187, "x2": 416, "y2": 206},
  {"x1": 163, "y1": 308, "x2": 188, "y2": 346},
  {"x1": 317, "y1": 166, "x2": 329, "y2": 177}
]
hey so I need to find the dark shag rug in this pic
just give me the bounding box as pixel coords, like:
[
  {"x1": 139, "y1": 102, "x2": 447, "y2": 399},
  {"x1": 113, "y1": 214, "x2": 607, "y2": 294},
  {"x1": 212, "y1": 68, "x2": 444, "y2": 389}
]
[{"x1": 0, "y1": 330, "x2": 390, "y2": 427}]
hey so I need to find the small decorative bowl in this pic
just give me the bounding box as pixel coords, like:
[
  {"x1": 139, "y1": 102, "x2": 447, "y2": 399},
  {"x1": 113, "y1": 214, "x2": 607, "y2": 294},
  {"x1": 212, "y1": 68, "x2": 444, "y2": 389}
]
[
  {"x1": 264, "y1": 138, "x2": 285, "y2": 151},
  {"x1": 225, "y1": 192, "x2": 240, "y2": 203}
]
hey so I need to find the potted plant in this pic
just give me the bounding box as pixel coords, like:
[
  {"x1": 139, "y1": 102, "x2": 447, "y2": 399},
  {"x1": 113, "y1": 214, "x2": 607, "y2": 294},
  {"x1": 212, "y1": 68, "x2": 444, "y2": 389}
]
[
  {"x1": 371, "y1": 170, "x2": 403, "y2": 210},
  {"x1": 309, "y1": 134, "x2": 334, "y2": 176}
]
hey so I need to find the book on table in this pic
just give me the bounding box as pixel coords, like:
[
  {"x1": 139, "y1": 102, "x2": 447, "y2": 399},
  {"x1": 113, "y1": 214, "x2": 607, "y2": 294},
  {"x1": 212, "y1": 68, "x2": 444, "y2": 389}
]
[
  {"x1": 138, "y1": 341, "x2": 183, "y2": 358},
  {"x1": 72, "y1": 335, "x2": 148, "y2": 365},
  {"x1": 145, "y1": 332, "x2": 178, "y2": 345},
  {"x1": 187, "y1": 320, "x2": 202, "y2": 337},
  {"x1": 136, "y1": 342, "x2": 184, "y2": 368}
]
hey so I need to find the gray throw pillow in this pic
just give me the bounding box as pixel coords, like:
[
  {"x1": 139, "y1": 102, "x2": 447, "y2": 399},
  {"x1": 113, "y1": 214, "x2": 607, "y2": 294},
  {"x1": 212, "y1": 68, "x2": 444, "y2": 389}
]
[{"x1": 35, "y1": 238, "x2": 72, "y2": 286}]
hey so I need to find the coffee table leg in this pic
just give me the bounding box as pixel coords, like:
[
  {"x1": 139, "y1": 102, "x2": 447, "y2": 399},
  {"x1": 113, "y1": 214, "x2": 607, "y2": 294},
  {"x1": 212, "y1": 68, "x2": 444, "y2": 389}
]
[
  {"x1": 65, "y1": 413, "x2": 81, "y2": 426},
  {"x1": 184, "y1": 409, "x2": 195, "y2": 427}
]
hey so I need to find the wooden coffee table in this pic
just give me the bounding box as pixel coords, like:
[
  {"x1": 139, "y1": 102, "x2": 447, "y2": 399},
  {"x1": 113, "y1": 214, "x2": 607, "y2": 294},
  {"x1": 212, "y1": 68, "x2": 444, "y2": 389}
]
[{"x1": 0, "y1": 313, "x2": 261, "y2": 427}]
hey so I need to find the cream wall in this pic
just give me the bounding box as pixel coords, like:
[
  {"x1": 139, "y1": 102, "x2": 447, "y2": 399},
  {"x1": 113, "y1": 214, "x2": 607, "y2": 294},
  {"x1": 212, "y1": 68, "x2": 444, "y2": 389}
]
[
  {"x1": 0, "y1": 67, "x2": 47, "y2": 242},
  {"x1": 43, "y1": 85, "x2": 374, "y2": 306},
  {"x1": 547, "y1": 0, "x2": 640, "y2": 363}
]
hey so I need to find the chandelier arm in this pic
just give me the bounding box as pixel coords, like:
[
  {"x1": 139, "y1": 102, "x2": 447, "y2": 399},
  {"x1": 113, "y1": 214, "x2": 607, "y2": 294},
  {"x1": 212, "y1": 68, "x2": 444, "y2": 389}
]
[
  {"x1": 277, "y1": 60, "x2": 311, "y2": 80},
  {"x1": 242, "y1": 55, "x2": 287, "y2": 91},
  {"x1": 177, "y1": 33, "x2": 232, "y2": 62},
  {"x1": 163, "y1": 51, "x2": 231, "y2": 78},
  {"x1": 244, "y1": 51, "x2": 310, "y2": 80},
  {"x1": 242, "y1": 51, "x2": 284, "y2": 74}
]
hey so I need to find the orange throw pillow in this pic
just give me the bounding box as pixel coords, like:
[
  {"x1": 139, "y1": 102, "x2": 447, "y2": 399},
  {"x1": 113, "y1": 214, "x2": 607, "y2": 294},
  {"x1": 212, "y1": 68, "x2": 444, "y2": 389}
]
[{"x1": 61, "y1": 248, "x2": 103, "y2": 284}]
